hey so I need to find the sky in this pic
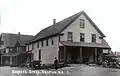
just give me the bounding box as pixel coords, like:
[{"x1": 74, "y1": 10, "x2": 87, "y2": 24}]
[{"x1": 0, "y1": 0, "x2": 120, "y2": 52}]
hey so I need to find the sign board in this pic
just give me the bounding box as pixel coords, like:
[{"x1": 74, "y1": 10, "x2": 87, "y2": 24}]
[{"x1": 103, "y1": 49, "x2": 109, "y2": 53}]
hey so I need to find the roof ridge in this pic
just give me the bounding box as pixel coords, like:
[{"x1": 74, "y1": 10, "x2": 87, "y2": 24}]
[
  {"x1": 29, "y1": 11, "x2": 84, "y2": 43},
  {"x1": 34, "y1": 11, "x2": 82, "y2": 37},
  {"x1": 82, "y1": 11, "x2": 106, "y2": 37},
  {"x1": 54, "y1": 11, "x2": 82, "y2": 25},
  {"x1": 2, "y1": 32, "x2": 33, "y2": 36},
  {"x1": 29, "y1": 10, "x2": 106, "y2": 43}
]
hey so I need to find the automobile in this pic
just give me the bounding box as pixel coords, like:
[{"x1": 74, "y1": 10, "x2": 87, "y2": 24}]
[
  {"x1": 102, "y1": 55, "x2": 120, "y2": 68},
  {"x1": 27, "y1": 60, "x2": 41, "y2": 69}
]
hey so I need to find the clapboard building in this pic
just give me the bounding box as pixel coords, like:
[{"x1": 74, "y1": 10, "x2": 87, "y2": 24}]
[
  {"x1": 0, "y1": 32, "x2": 33, "y2": 66},
  {"x1": 26, "y1": 11, "x2": 111, "y2": 64}
]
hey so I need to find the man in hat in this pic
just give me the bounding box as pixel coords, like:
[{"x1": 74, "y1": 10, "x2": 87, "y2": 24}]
[{"x1": 54, "y1": 57, "x2": 58, "y2": 70}]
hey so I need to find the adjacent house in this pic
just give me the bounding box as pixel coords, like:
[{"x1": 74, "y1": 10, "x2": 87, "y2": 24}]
[
  {"x1": 0, "y1": 32, "x2": 34, "y2": 66},
  {"x1": 26, "y1": 11, "x2": 111, "y2": 64}
]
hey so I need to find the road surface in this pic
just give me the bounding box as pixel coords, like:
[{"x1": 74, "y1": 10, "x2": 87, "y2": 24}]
[{"x1": 0, "y1": 64, "x2": 120, "y2": 76}]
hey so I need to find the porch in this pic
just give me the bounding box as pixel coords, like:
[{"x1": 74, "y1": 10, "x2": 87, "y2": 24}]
[
  {"x1": 0, "y1": 52, "x2": 32, "y2": 66},
  {"x1": 59, "y1": 41, "x2": 110, "y2": 64},
  {"x1": 1, "y1": 55, "x2": 17, "y2": 66},
  {"x1": 59, "y1": 46, "x2": 103, "y2": 64}
]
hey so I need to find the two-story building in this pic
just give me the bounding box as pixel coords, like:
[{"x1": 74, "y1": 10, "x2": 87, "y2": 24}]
[
  {"x1": 27, "y1": 11, "x2": 111, "y2": 64},
  {"x1": 0, "y1": 32, "x2": 33, "y2": 66}
]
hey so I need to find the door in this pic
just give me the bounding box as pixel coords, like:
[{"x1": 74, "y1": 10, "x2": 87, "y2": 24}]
[{"x1": 39, "y1": 50, "x2": 41, "y2": 61}]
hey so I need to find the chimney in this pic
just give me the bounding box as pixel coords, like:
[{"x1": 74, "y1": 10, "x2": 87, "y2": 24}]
[
  {"x1": 18, "y1": 32, "x2": 20, "y2": 37},
  {"x1": 53, "y1": 19, "x2": 56, "y2": 25}
]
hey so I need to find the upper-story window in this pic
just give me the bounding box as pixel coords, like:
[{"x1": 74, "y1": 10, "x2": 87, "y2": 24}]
[
  {"x1": 80, "y1": 33, "x2": 85, "y2": 42},
  {"x1": 41, "y1": 41, "x2": 43, "y2": 47},
  {"x1": 51, "y1": 38, "x2": 54, "y2": 45},
  {"x1": 6, "y1": 49, "x2": 9, "y2": 53},
  {"x1": 67, "y1": 32, "x2": 73, "y2": 41},
  {"x1": 99, "y1": 36, "x2": 103, "y2": 39},
  {"x1": 46, "y1": 39, "x2": 48, "y2": 46},
  {"x1": 28, "y1": 45, "x2": 29, "y2": 51},
  {"x1": 17, "y1": 47, "x2": 19, "y2": 52},
  {"x1": 3, "y1": 48, "x2": 6, "y2": 53},
  {"x1": 9, "y1": 48, "x2": 12, "y2": 53},
  {"x1": 32, "y1": 44, "x2": 34, "y2": 50},
  {"x1": 80, "y1": 19, "x2": 85, "y2": 28},
  {"x1": 37, "y1": 42, "x2": 39, "y2": 48},
  {"x1": 0, "y1": 41, "x2": 4, "y2": 45},
  {"x1": 92, "y1": 34, "x2": 96, "y2": 42}
]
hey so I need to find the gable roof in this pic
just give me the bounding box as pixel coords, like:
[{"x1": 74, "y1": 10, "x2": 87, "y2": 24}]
[
  {"x1": 1, "y1": 33, "x2": 34, "y2": 47},
  {"x1": 30, "y1": 11, "x2": 105, "y2": 43}
]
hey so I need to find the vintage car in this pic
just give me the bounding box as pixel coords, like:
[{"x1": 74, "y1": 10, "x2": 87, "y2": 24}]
[
  {"x1": 27, "y1": 60, "x2": 41, "y2": 69},
  {"x1": 102, "y1": 55, "x2": 120, "y2": 68}
]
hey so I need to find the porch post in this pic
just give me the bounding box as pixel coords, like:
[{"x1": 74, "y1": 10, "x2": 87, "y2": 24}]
[
  {"x1": 80, "y1": 47, "x2": 83, "y2": 63},
  {"x1": 64, "y1": 46, "x2": 67, "y2": 64},
  {"x1": 16, "y1": 56, "x2": 17, "y2": 66},
  {"x1": 95, "y1": 48, "x2": 97, "y2": 63},
  {"x1": 10, "y1": 56, "x2": 12, "y2": 65},
  {"x1": 58, "y1": 50, "x2": 61, "y2": 62},
  {"x1": 1, "y1": 55, "x2": 2, "y2": 65}
]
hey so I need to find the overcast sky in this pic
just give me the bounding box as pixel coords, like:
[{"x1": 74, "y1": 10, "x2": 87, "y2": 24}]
[{"x1": 0, "y1": 0, "x2": 120, "y2": 52}]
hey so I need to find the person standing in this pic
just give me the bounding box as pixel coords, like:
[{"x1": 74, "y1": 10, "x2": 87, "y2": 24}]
[
  {"x1": 54, "y1": 57, "x2": 58, "y2": 70},
  {"x1": 98, "y1": 56, "x2": 102, "y2": 65}
]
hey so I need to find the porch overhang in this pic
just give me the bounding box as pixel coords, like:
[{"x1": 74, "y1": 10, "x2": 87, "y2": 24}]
[
  {"x1": 0, "y1": 51, "x2": 32, "y2": 56},
  {"x1": 60, "y1": 41, "x2": 111, "y2": 49},
  {"x1": 1, "y1": 53, "x2": 18, "y2": 56}
]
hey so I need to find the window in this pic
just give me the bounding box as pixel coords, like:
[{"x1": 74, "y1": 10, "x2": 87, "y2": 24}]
[
  {"x1": 80, "y1": 19, "x2": 85, "y2": 28},
  {"x1": 39, "y1": 50, "x2": 41, "y2": 60},
  {"x1": 80, "y1": 33, "x2": 85, "y2": 42},
  {"x1": 9, "y1": 48, "x2": 12, "y2": 52},
  {"x1": 46, "y1": 39, "x2": 48, "y2": 46},
  {"x1": 6, "y1": 49, "x2": 9, "y2": 53},
  {"x1": 8, "y1": 48, "x2": 10, "y2": 52},
  {"x1": 99, "y1": 36, "x2": 103, "y2": 39},
  {"x1": 41, "y1": 41, "x2": 43, "y2": 47},
  {"x1": 0, "y1": 41, "x2": 4, "y2": 45},
  {"x1": 32, "y1": 44, "x2": 34, "y2": 50},
  {"x1": 37, "y1": 42, "x2": 39, "y2": 48},
  {"x1": 17, "y1": 47, "x2": 19, "y2": 52},
  {"x1": 92, "y1": 34, "x2": 96, "y2": 42},
  {"x1": 51, "y1": 38, "x2": 54, "y2": 45},
  {"x1": 67, "y1": 32, "x2": 73, "y2": 41},
  {"x1": 28, "y1": 45, "x2": 29, "y2": 51},
  {"x1": 3, "y1": 48, "x2": 6, "y2": 53}
]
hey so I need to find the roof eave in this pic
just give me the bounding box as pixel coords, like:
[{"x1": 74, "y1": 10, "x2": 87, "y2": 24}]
[{"x1": 27, "y1": 33, "x2": 63, "y2": 44}]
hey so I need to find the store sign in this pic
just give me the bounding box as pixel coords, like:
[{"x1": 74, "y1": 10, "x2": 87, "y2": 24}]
[{"x1": 103, "y1": 49, "x2": 109, "y2": 53}]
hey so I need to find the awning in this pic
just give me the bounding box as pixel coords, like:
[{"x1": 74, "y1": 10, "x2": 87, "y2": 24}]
[{"x1": 60, "y1": 41, "x2": 111, "y2": 48}]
